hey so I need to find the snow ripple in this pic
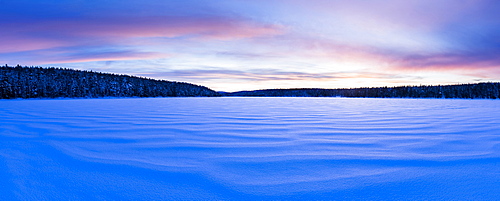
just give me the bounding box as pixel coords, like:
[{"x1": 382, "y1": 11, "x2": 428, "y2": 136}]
[{"x1": 1, "y1": 97, "x2": 499, "y2": 198}]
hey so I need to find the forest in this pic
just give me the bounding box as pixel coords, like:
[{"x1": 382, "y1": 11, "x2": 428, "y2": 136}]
[
  {"x1": 2, "y1": 65, "x2": 499, "y2": 99},
  {"x1": 227, "y1": 83, "x2": 500, "y2": 99},
  {"x1": 0, "y1": 65, "x2": 219, "y2": 99}
]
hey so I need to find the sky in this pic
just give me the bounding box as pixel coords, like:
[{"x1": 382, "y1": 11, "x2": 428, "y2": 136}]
[{"x1": 1, "y1": 0, "x2": 500, "y2": 92}]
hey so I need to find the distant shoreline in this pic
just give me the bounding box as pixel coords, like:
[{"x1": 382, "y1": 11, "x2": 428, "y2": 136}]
[
  {"x1": 2, "y1": 65, "x2": 499, "y2": 99},
  {"x1": 225, "y1": 83, "x2": 500, "y2": 99}
]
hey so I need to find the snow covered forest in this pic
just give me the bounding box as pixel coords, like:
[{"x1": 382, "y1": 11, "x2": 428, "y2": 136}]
[
  {"x1": 1, "y1": 65, "x2": 499, "y2": 99},
  {"x1": 228, "y1": 83, "x2": 500, "y2": 99},
  {"x1": 0, "y1": 65, "x2": 219, "y2": 99}
]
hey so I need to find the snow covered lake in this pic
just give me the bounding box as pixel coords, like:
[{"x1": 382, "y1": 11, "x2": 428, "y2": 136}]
[{"x1": 1, "y1": 97, "x2": 499, "y2": 200}]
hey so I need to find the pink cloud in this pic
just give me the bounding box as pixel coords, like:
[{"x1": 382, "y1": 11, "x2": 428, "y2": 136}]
[
  {"x1": 254, "y1": 34, "x2": 391, "y2": 64},
  {"x1": 136, "y1": 69, "x2": 419, "y2": 83},
  {"x1": 0, "y1": 15, "x2": 283, "y2": 64},
  {"x1": 40, "y1": 51, "x2": 170, "y2": 64},
  {"x1": 0, "y1": 35, "x2": 68, "y2": 54},
  {"x1": 6, "y1": 16, "x2": 283, "y2": 44},
  {"x1": 1, "y1": 48, "x2": 169, "y2": 65},
  {"x1": 257, "y1": 33, "x2": 500, "y2": 80},
  {"x1": 387, "y1": 52, "x2": 500, "y2": 80},
  {"x1": 36, "y1": 51, "x2": 170, "y2": 64}
]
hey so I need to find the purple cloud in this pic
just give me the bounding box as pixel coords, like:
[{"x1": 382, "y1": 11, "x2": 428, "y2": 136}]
[{"x1": 1, "y1": 0, "x2": 499, "y2": 90}]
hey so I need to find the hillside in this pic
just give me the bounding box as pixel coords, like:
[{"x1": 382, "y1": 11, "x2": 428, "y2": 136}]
[
  {"x1": 227, "y1": 83, "x2": 500, "y2": 99},
  {"x1": 0, "y1": 65, "x2": 219, "y2": 99},
  {"x1": 2, "y1": 65, "x2": 499, "y2": 99}
]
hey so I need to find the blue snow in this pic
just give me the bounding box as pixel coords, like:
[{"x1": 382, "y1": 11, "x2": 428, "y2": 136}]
[{"x1": 1, "y1": 97, "x2": 499, "y2": 200}]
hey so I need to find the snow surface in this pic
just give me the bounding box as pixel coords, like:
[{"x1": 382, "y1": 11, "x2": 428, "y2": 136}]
[{"x1": 1, "y1": 97, "x2": 499, "y2": 200}]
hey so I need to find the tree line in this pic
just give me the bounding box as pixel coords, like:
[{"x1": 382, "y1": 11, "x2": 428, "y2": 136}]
[
  {"x1": 0, "y1": 65, "x2": 219, "y2": 99},
  {"x1": 2, "y1": 65, "x2": 499, "y2": 99},
  {"x1": 227, "y1": 83, "x2": 500, "y2": 99}
]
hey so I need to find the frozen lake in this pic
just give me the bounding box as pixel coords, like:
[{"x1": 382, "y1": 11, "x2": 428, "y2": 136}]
[{"x1": 1, "y1": 97, "x2": 499, "y2": 200}]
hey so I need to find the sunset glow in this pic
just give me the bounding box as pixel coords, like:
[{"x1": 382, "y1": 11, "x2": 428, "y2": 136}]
[{"x1": 2, "y1": 0, "x2": 499, "y2": 92}]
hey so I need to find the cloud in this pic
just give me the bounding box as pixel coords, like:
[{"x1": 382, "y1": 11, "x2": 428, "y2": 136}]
[
  {"x1": 2, "y1": 0, "x2": 499, "y2": 90},
  {"x1": 232, "y1": 0, "x2": 500, "y2": 70},
  {"x1": 0, "y1": 12, "x2": 283, "y2": 65},
  {"x1": 0, "y1": 37, "x2": 64, "y2": 55},
  {"x1": 43, "y1": 51, "x2": 169, "y2": 64},
  {"x1": 393, "y1": 52, "x2": 500, "y2": 70},
  {"x1": 135, "y1": 69, "x2": 420, "y2": 83},
  {"x1": 1, "y1": 15, "x2": 283, "y2": 52},
  {"x1": 42, "y1": 16, "x2": 282, "y2": 40},
  {"x1": 0, "y1": 47, "x2": 169, "y2": 65},
  {"x1": 265, "y1": 23, "x2": 500, "y2": 75}
]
